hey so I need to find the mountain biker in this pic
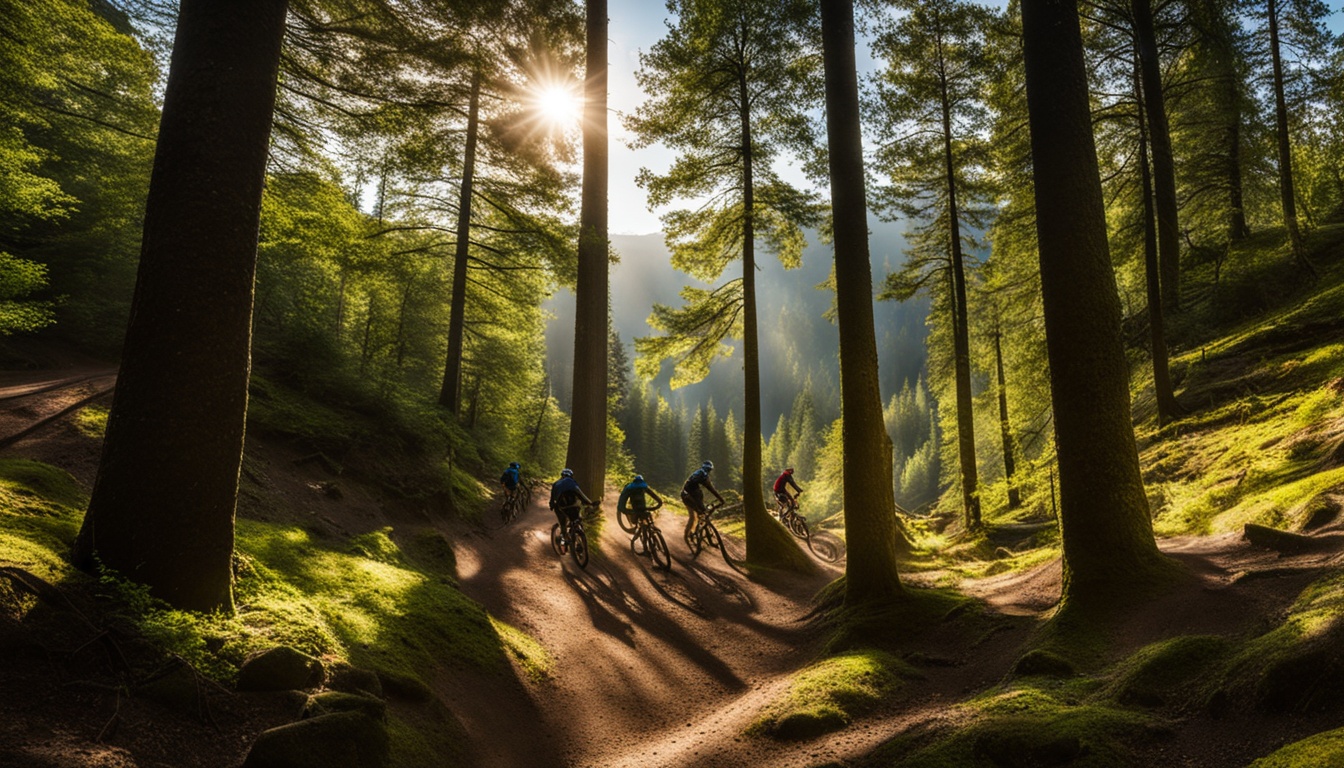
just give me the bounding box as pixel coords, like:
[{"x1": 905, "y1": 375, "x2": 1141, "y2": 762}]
[
  {"x1": 772, "y1": 467, "x2": 801, "y2": 512},
  {"x1": 618, "y1": 474, "x2": 663, "y2": 528},
  {"x1": 681, "y1": 460, "x2": 725, "y2": 544},
  {"x1": 500, "y1": 461, "x2": 522, "y2": 493},
  {"x1": 549, "y1": 468, "x2": 594, "y2": 539}
]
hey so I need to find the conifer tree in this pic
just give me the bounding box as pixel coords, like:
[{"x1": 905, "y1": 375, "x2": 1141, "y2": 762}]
[
  {"x1": 872, "y1": 0, "x2": 994, "y2": 531},
  {"x1": 628, "y1": 0, "x2": 822, "y2": 569},
  {"x1": 1020, "y1": 0, "x2": 1174, "y2": 613},
  {"x1": 74, "y1": 0, "x2": 290, "y2": 611}
]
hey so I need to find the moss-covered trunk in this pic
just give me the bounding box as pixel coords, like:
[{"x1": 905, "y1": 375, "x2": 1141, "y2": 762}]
[
  {"x1": 820, "y1": 0, "x2": 906, "y2": 603},
  {"x1": 1020, "y1": 0, "x2": 1172, "y2": 613},
  {"x1": 74, "y1": 0, "x2": 289, "y2": 612}
]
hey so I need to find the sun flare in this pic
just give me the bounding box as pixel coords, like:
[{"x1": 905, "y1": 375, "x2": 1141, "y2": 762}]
[{"x1": 531, "y1": 83, "x2": 582, "y2": 129}]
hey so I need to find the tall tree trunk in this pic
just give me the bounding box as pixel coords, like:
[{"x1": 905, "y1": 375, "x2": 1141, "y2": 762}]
[
  {"x1": 738, "y1": 71, "x2": 810, "y2": 571},
  {"x1": 1020, "y1": 0, "x2": 1171, "y2": 614},
  {"x1": 1136, "y1": 63, "x2": 1182, "y2": 426},
  {"x1": 439, "y1": 70, "x2": 481, "y2": 414},
  {"x1": 1226, "y1": 80, "x2": 1249, "y2": 241},
  {"x1": 1268, "y1": 0, "x2": 1313, "y2": 272},
  {"x1": 529, "y1": 373, "x2": 551, "y2": 457},
  {"x1": 821, "y1": 0, "x2": 907, "y2": 602},
  {"x1": 335, "y1": 271, "x2": 346, "y2": 337},
  {"x1": 993, "y1": 329, "x2": 1021, "y2": 510},
  {"x1": 395, "y1": 284, "x2": 410, "y2": 367},
  {"x1": 360, "y1": 297, "x2": 375, "y2": 373},
  {"x1": 940, "y1": 58, "x2": 981, "y2": 532},
  {"x1": 73, "y1": 0, "x2": 289, "y2": 612},
  {"x1": 564, "y1": 0, "x2": 610, "y2": 497},
  {"x1": 1132, "y1": 0, "x2": 1182, "y2": 312}
]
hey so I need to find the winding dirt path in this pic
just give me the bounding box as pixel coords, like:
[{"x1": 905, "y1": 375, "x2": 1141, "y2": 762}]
[{"x1": 446, "y1": 495, "x2": 848, "y2": 768}]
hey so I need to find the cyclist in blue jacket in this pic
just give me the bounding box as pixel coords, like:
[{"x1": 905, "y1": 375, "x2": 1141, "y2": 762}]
[
  {"x1": 549, "y1": 468, "x2": 594, "y2": 535},
  {"x1": 619, "y1": 473, "x2": 663, "y2": 528},
  {"x1": 681, "y1": 460, "x2": 724, "y2": 544}
]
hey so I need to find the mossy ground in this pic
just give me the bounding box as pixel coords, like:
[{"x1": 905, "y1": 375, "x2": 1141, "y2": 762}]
[
  {"x1": 749, "y1": 650, "x2": 916, "y2": 740},
  {"x1": 0, "y1": 455, "x2": 549, "y2": 768}
]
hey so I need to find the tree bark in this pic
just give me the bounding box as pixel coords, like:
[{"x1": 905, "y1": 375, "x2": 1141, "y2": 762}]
[
  {"x1": 739, "y1": 67, "x2": 810, "y2": 571},
  {"x1": 1267, "y1": 0, "x2": 1313, "y2": 272},
  {"x1": 938, "y1": 48, "x2": 981, "y2": 531},
  {"x1": 820, "y1": 0, "x2": 907, "y2": 602},
  {"x1": 1136, "y1": 62, "x2": 1182, "y2": 426},
  {"x1": 1020, "y1": 0, "x2": 1171, "y2": 613},
  {"x1": 73, "y1": 0, "x2": 289, "y2": 612},
  {"x1": 565, "y1": 0, "x2": 610, "y2": 497},
  {"x1": 1131, "y1": 0, "x2": 1182, "y2": 312},
  {"x1": 439, "y1": 70, "x2": 481, "y2": 414},
  {"x1": 993, "y1": 329, "x2": 1021, "y2": 509}
]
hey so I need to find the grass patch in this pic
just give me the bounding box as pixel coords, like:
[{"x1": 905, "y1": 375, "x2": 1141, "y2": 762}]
[
  {"x1": 871, "y1": 682, "x2": 1164, "y2": 768},
  {"x1": 1102, "y1": 635, "x2": 1230, "y2": 709},
  {"x1": 72, "y1": 404, "x2": 109, "y2": 437},
  {"x1": 0, "y1": 459, "x2": 87, "y2": 582},
  {"x1": 749, "y1": 650, "x2": 915, "y2": 739},
  {"x1": 1248, "y1": 726, "x2": 1344, "y2": 767}
]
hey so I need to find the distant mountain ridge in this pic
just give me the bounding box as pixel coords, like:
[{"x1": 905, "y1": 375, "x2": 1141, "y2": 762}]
[{"x1": 545, "y1": 218, "x2": 930, "y2": 435}]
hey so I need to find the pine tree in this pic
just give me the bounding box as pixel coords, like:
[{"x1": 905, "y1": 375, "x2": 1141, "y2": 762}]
[
  {"x1": 74, "y1": 0, "x2": 290, "y2": 611},
  {"x1": 628, "y1": 0, "x2": 823, "y2": 569}
]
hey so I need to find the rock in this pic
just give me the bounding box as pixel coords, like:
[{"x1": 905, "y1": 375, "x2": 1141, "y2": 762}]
[
  {"x1": 1012, "y1": 649, "x2": 1075, "y2": 679},
  {"x1": 375, "y1": 668, "x2": 434, "y2": 702},
  {"x1": 768, "y1": 710, "x2": 848, "y2": 741},
  {"x1": 241, "y1": 711, "x2": 389, "y2": 768},
  {"x1": 304, "y1": 691, "x2": 386, "y2": 721},
  {"x1": 1257, "y1": 620, "x2": 1344, "y2": 713},
  {"x1": 237, "y1": 647, "x2": 324, "y2": 693},
  {"x1": 327, "y1": 664, "x2": 383, "y2": 698}
]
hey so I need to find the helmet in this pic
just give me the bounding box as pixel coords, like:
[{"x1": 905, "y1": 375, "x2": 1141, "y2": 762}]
[
  {"x1": 785, "y1": 467, "x2": 794, "y2": 474},
  {"x1": 561, "y1": 468, "x2": 574, "y2": 478},
  {"x1": 701, "y1": 460, "x2": 713, "y2": 471},
  {"x1": 633, "y1": 474, "x2": 644, "y2": 482},
  {"x1": 510, "y1": 461, "x2": 520, "y2": 469}
]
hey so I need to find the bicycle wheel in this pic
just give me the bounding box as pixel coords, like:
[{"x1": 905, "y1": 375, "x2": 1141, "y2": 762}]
[
  {"x1": 570, "y1": 525, "x2": 589, "y2": 569},
  {"x1": 789, "y1": 512, "x2": 810, "y2": 541},
  {"x1": 648, "y1": 528, "x2": 671, "y2": 571},
  {"x1": 550, "y1": 524, "x2": 567, "y2": 556},
  {"x1": 616, "y1": 507, "x2": 638, "y2": 534},
  {"x1": 686, "y1": 524, "x2": 704, "y2": 557},
  {"x1": 705, "y1": 522, "x2": 731, "y2": 564}
]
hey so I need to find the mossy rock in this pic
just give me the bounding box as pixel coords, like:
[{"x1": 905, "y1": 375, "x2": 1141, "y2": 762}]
[
  {"x1": 304, "y1": 691, "x2": 386, "y2": 721},
  {"x1": 327, "y1": 664, "x2": 383, "y2": 698},
  {"x1": 750, "y1": 650, "x2": 912, "y2": 740},
  {"x1": 375, "y1": 668, "x2": 434, "y2": 703},
  {"x1": 1247, "y1": 725, "x2": 1344, "y2": 767},
  {"x1": 1012, "y1": 650, "x2": 1075, "y2": 679},
  {"x1": 237, "y1": 647, "x2": 325, "y2": 693},
  {"x1": 241, "y1": 711, "x2": 389, "y2": 768},
  {"x1": 1107, "y1": 636, "x2": 1229, "y2": 709},
  {"x1": 1256, "y1": 636, "x2": 1344, "y2": 713}
]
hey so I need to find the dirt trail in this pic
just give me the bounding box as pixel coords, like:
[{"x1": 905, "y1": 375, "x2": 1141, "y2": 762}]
[{"x1": 446, "y1": 496, "x2": 845, "y2": 768}]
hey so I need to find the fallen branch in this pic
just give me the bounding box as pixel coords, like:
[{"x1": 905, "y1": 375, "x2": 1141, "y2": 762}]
[{"x1": 1244, "y1": 523, "x2": 1317, "y2": 554}]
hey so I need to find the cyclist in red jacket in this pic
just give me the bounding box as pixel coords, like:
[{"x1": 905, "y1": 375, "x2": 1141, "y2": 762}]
[{"x1": 772, "y1": 467, "x2": 801, "y2": 512}]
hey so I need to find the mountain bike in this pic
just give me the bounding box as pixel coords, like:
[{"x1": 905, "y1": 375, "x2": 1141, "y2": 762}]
[
  {"x1": 685, "y1": 500, "x2": 730, "y2": 563},
  {"x1": 550, "y1": 502, "x2": 596, "y2": 569},
  {"x1": 500, "y1": 482, "x2": 531, "y2": 524},
  {"x1": 774, "y1": 492, "x2": 810, "y2": 543},
  {"x1": 628, "y1": 499, "x2": 670, "y2": 571}
]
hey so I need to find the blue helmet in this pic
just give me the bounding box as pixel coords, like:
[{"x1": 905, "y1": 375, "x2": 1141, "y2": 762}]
[
  {"x1": 510, "y1": 461, "x2": 520, "y2": 469},
  {"x1": 701, "y1": 460, "x2": 713, "y2": 471},
  {"x1": 633, "y1": 474, "x2": 644, "y2": 482},
  {"x1": 561, "y1": 468, "x2": 574, "y2": 478}
]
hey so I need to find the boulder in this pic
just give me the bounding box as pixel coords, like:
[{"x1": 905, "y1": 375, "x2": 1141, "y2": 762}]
[
  {"x1": 237, "y1": 647, "x2": 324, "y2": 693},
  {"x1": 241, "y1": 711, "x2": 389, "y2": 768},
  {"x1": 304, "y1": 691, "x2": 386, "y2": 721},
  {"x1": 327, "y1": 664, "x2": 383, "y2": 698},
  {"x1": 1012, "y1": 650, "x2": 1075, "y2": 679}
]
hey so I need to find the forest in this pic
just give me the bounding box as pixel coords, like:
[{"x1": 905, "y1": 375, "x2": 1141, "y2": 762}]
[{"x1": 1, "y1": 0, "x2": 1344, "y2": 765}]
